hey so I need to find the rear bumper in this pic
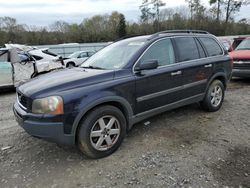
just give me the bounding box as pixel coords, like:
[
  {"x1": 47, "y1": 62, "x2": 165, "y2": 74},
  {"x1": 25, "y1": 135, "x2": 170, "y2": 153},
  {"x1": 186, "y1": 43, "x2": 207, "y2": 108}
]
[
  {"x1": 232, "y1": 69, "x2": 250, "y2": 78},
  {"x1": 13, "y1": 102, "x2": 75, "y2": 146}
]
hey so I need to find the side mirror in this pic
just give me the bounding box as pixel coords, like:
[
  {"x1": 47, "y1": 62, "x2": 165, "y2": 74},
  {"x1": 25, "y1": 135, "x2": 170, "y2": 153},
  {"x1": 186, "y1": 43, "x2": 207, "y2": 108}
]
[{"x1": 135, "y1": 60, "x2": 158, "y2": 71}]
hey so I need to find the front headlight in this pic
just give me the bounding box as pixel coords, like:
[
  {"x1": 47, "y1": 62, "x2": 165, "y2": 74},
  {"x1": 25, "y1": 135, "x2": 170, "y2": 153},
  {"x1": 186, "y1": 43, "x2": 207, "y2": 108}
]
[{"x1": 32, "y1": 96, "x2": 64, "y2": 114}]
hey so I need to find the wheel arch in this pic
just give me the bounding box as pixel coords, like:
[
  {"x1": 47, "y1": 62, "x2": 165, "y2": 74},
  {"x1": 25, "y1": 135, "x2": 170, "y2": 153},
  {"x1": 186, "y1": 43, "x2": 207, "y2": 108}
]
[
  {"x1": 207, "y1": 72, "x2": 227, "y2": 90},
  {"x1": 71, "y1": 96, "x2": 134, "y2": 144},
  {"x1": 66, "y1": 61, "x2": 76, "y2": 67}
]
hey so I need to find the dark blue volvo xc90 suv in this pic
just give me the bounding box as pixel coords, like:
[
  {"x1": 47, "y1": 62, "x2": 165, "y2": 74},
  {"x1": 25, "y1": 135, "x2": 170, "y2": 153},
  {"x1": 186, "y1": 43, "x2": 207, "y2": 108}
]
[{"x1": 14, "y1": 30, "x2": 232, "y2": 158}]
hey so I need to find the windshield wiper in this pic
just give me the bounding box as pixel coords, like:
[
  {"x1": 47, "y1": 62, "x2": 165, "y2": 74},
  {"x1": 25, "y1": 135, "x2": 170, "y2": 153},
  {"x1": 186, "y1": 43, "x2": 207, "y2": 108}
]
[{"x1": 81, "y1": 65, "x2": 106, "y2": 70}]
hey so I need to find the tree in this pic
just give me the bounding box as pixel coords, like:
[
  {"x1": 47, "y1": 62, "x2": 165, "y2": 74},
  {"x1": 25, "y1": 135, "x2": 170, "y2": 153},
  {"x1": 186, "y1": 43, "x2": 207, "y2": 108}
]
[
  {"x1": 118, "y1": 14, "x2": 127, "y2": 38},
  {"x1": 223, "y1": 0, "x2": 250, "y2": 24},
  {"x1": 140, "y1": 0, "x2": 165, "y2": 22},
  {"x1": 140, "y1": 0, "x2": 155, "y2": 23},
  {"x1": 209, "y1": 0, "x2": 222, "y2": 21},
  {"x1": 140, "y1": 0, "x2": 165, "y2": 31},
  {"x1": 185, "y1": 0, "x2": 206, "y2": 28},
  {"x1": 185, "y1": 0, "x2": 195, "y2": 20}
]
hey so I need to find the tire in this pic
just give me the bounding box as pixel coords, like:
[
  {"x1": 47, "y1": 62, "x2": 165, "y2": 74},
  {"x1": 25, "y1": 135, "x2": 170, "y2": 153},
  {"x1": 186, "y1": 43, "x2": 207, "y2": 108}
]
[
  {"x1": 66, "y1": 62, "x2": 75, "y2": 68},
  {"x1": 77, "y1": 105, "x2": 126, "y2": 159},
  {"x1": 200, "y1": 80, "x2": 225, "y2": 112}
]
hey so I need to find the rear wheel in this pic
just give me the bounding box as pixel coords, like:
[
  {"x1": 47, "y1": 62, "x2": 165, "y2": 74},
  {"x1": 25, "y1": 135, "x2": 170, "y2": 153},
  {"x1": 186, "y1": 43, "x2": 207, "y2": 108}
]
[
  {"x1": 77, "y1": 105, "x2": 126, "y2": 159},
  {"x1": 200, "y1": 80, "x2": 225, "y2": 112}
]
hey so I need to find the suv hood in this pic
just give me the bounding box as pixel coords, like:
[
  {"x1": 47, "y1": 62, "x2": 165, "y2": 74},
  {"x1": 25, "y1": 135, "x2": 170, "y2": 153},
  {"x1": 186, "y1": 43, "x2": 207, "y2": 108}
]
[
  {"x1": 229, "y1": 50, "x2": 250, "y2": 60},
  {"x1": 18, "y1": 68, "x2": 114, "y2": 97}
]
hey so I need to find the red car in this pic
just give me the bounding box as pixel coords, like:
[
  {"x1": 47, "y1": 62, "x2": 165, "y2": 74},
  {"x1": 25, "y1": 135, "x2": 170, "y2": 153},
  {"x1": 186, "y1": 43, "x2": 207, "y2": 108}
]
[{"x1": 229, "y1": 37, "x2": 250, "y2": 78}]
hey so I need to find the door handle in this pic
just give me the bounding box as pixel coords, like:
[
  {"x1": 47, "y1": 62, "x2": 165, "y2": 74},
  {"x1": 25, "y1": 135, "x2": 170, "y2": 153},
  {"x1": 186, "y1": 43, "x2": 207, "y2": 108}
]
[
  {"x1": 204, "y1": 64, "x2": 212, "y2": 68},
  {"x1": 171, "y1": 70, "x2": 182, "y2": 76}
]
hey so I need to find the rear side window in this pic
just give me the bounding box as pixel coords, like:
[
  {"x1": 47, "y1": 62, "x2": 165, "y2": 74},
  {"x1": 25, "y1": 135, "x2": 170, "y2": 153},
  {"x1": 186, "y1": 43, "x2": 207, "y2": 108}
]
[
  {"x1": 140, "y1": 38, "x2": 175, "y2": 67},
  {"x1": 174, "y1": 37, "x2": 200, "y2": 62},
  {"x1": 195, "y1": 38, "x2": 206, "y2": 58},
  {"x1": 199, "y1": 37, "x2": 223, "y2": 56}
]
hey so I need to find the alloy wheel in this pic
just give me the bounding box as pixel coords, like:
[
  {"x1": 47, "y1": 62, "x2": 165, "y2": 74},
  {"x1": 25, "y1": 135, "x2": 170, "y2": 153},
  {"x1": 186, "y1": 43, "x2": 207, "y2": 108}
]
[{"x1": 90, "y1": 115, "x2": 121, "y2": 151}]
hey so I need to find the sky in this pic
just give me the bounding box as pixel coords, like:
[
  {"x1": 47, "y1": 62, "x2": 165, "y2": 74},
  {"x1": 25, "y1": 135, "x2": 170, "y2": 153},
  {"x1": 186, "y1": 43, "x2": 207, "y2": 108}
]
[{"x1": 0, "y1": 0, "x2": 249, "y2": 26}]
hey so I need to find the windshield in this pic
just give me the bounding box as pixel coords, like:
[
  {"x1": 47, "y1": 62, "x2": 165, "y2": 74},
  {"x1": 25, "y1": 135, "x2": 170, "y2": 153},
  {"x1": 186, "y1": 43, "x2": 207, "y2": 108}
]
[
  {"x1": 235, "y1": 38, "x2": 250, "y2": 50},
  {"x1": 81, "y1": 37, "x2": 147, "y2": 70},
  {"x1": 68, "y1": 52, "x2": 81, "y2": 58}
]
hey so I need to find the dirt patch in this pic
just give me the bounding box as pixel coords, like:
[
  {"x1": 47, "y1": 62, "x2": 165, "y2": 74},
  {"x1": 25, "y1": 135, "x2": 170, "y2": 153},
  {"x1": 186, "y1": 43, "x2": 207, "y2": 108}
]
[
  {"x1": 0, "y1": 80, "x2": 250, "y2": 187},
  {"x1": 211, "y1": 146, "x2": 250, "y2": 187}
]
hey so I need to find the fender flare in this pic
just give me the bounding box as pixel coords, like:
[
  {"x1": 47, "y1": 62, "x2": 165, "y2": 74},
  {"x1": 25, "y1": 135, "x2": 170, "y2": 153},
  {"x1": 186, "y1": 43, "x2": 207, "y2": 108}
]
[{"x1": 206, "y1": 72, "x2": 227, "y2": 92}]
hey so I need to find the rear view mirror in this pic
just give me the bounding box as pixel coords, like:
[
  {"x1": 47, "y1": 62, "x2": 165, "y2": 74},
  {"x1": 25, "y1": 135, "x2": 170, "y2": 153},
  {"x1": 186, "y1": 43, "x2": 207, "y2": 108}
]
[{"x1": 135, "y1": 60, "x2": 158, "y2": 71}]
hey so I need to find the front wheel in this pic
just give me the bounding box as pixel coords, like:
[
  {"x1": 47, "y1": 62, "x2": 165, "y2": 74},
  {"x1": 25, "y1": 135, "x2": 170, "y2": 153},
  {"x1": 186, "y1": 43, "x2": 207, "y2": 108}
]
[
  {"x1": 200, "y1": 80, "x2": 225, "y2": 112},
  {"x1": 77, "y1": 105, "x2": 126, "y2": 159}
]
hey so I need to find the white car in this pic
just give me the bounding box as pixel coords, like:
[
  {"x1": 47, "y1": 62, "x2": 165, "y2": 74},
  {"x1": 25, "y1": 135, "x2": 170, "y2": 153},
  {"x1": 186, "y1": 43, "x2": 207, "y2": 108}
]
[
  {"x1": 25, "y1": 48, "x2": 63, "y2": 73},
  {"x1": 0, "y1": 44, "x2": 64, "y2": 88},
  {"x1": 63, "y1": 51, "x2": 95, "y2": 68}
]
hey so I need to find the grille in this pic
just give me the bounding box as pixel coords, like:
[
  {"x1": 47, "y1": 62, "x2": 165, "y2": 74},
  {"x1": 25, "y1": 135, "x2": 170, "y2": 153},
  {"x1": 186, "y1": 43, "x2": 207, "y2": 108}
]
[
  {"x1": 17, "y1": 92, "x2": 28, "y2": 109},
  {"x1": 234, "y1": 63, "x2": 250, "y2": 70}
]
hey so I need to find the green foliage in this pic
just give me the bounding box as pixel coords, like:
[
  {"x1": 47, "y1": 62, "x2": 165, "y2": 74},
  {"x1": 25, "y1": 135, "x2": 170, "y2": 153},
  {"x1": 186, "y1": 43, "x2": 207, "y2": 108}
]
[
  {"x1": 118, "y1": 14, "x2": 127, "y2": 38},
  {"x1": 0, "y1": 3, "x2": 250, "y2": 46}
]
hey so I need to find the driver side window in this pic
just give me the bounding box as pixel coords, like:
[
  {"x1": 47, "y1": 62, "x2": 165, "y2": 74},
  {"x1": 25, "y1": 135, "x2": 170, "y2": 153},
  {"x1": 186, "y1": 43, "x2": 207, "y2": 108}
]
[{"x1": 140, "y1": 38, "x2": 175, "y2": 67}]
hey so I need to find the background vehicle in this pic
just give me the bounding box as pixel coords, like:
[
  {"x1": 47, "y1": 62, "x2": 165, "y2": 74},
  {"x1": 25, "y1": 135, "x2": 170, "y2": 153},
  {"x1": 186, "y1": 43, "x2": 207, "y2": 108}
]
[
  {"x1": 230, "y1": 37, "x2": 248, "y2": 51},
  {"x1": 0, "y1": 48, "x2": 19, "y2": 88},
  {"x1": 218, "y1": 38, "x2": 233, "y2": 52},
  {"x1": 229, "y1": 37, "x2": 250, "y2": 78},
  {"x1": 63, "y1": 51, "x2": 95, "y2": 68},
  {"x1": 0, "y1": 44, "x2": 64, "y2": 88},
  {"x1": 14, "y1": 30, "x2": 232, "y2": 159}
]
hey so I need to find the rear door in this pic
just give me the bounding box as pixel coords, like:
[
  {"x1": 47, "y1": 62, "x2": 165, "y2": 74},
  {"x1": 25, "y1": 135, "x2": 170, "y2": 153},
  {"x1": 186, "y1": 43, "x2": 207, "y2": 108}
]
[
  {"x1": 173, "y1": 36, "x2": 216, "y2": 99},
  {"x1": 135, "y1": 38, "x2": 184, "y2": 114}
]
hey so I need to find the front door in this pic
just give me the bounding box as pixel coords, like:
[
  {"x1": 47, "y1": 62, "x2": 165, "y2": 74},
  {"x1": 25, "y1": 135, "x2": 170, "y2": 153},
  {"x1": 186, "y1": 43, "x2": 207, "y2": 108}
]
[
  {"x1": 134, "y1": 38, "x2": 184, "y2": 114},
  {"x1": 0, "y1": 51, "x2": 13, "y2": 87}
]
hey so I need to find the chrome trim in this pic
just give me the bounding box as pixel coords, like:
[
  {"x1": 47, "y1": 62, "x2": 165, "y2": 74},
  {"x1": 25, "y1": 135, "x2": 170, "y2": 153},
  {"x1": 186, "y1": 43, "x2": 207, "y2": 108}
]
[
  {"x1": 132, "y1": 36, "x2": 225, "y2": 74},
  {"x1": 16, "y1": 93, "x2": 27, "y2": 111},
  {"x1": 136, "y1": 79, "x2": 207, "y2": 102},
  {"x1": 171, "y1": 70, "x2": 182, "y2": 76},
  {"x1": 204, "y1": 64, "x2": 212, "y2": 68}
]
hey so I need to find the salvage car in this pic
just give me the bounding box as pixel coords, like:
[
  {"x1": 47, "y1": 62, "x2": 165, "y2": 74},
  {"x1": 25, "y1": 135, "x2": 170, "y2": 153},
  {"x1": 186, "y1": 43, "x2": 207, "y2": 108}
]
[
  {"x1": 0, "y1": 44, "x2": 64, "y2": 88},
  {"x1": 63, "y1": 51, "x2": 95, "y2": 68},
  {"x1": 0, "y1": 48, "x2": 20, "y2": 88},
  {"x1": 13, "y1": 30, "x2": 232, "y2": 158},
  {"x1": 230, "y1": 37, "x2": 250, "y2": 78}
]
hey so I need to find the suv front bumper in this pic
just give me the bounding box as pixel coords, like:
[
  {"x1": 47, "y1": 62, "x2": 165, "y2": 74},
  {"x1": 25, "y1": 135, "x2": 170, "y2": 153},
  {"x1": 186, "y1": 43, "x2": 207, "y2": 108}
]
[{"x1": 13, "y1": 102, "x2": 75, "y2": 146}]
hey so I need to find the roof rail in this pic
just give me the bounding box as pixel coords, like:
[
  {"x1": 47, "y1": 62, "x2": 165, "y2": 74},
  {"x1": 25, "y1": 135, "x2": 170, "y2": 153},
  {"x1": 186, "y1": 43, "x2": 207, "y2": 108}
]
[
  {"x1": 148, "y1": 30, "x2": 210, "y2": 40},
  {"x1": 115, "y1": 34, "x2": 142, "y2": 42}
]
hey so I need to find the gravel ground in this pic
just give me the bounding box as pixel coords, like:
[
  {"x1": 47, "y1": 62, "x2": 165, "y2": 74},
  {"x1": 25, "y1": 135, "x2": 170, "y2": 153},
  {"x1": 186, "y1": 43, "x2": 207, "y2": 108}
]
[{"x1": 0, "y1": 79, "x2": 249, "y2": 188}]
